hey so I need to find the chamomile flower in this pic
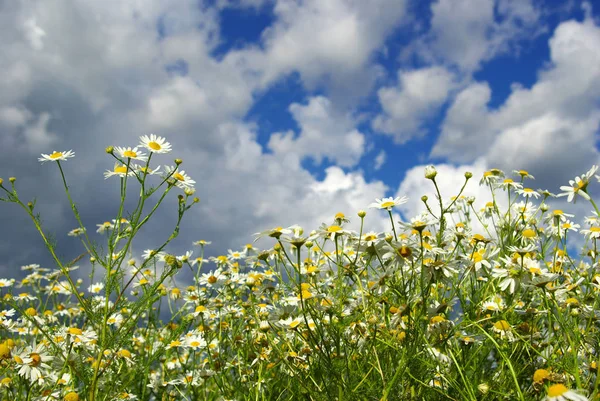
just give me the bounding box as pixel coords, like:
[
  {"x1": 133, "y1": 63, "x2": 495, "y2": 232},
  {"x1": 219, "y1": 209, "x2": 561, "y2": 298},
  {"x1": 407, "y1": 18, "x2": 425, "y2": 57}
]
[
  {"x1": 544, "y1": 384, "x2": 588, "y2": 401},
  {"x1": 104, "y1": 163, "x2": 134, "y2": 179},
  {"x1": 164, "y1": 166, "x2": 195, "y2": 189},
  {"x1": 558, "y1": 165, "x2": 598, "y2": 203},
  {"x1": 132, "y1": 164, "x2": 161, "y2": 176},
  {"x1": 67, "y1": 227, "x2": 86, "y2": 237},
  {"x1": 114, "y1": 146, "x2": 147, "y2": 161},
  {"x1": 13, "y1": 344, "x2": 53, "y2": 384},
  {"x1": 96, "y1": 221, "x2": 114, "y2": 234},
  {"x1": 515, "y1": 187, "x2": 541, "y2": 199},
  {"x1": 368, "y1": 196, "x2": 409, "y2": 211},
  {"x1": 139, "y1": 134, "x2": 172, "y2": 154},
  {"x1": 38, "y1": 150, "x2": 75, "y2": 163},
  {"x1": 88, "y1": 282, "x2": 104, "y2": 294},
  {"x1": 580, "y1": 226, "x2": 600, "y2": 240},
  {"x1": 514, "y1": 169, "x2": 535, "y2": 180}
]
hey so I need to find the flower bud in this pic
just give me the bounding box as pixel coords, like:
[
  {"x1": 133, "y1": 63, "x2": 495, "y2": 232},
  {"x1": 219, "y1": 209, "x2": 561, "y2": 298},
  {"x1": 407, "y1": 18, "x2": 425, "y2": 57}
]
[
  {"x1": 193, "y1": 197, "x2": 200, "y2": 203},
  {"x1": 540, "y1": 204, "x2": 549, "y2": 212},
  {"x1": 90, "y1": 257, "x2": 96, "y2": 263},
  {"x1": 385, "y1": 233, "x2": 393, "y2": 243},
  {"x1": 305, "y1": 241, "x2": 313, "y2": 249},
  {"x1": 421, "y1": 195, "x2": 428, "y2": 202},
  {"x1": 184, "y1": 188, "x2": 195, "y2": 196},
  {"x1": 0, "y1": 178, "x2": 3, "y2": 186},
  {"x1": 425, "y1": 165, "x2": 437, "y2": 180},
  {"x1": 9, "y1": 177, "x2": 16, "y2": 183},
  {"x1": 175, "y1": 159, "x2": 183, "y2": 165},
  {"x1": 357, "y1": 210, "x2": 366, "y2": 218},
  {"x1": 465, "y1": 171, "x2": 473, "y2": 179},
  {"x1": 105, "y1": 146, "x2": 114, "y2": 154}
]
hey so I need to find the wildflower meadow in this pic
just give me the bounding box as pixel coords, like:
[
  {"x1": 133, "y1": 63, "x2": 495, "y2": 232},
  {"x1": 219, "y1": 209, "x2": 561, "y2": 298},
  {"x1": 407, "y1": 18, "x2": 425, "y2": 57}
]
[{"x1": 2, "y1": 136, "x2": 600, "y2": 401}]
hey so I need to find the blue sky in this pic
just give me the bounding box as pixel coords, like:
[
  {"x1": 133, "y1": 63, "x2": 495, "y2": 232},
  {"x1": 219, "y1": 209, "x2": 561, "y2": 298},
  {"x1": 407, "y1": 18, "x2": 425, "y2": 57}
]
[{"x1": 1, "y1": 0, "x2": 600, "y2": 276}]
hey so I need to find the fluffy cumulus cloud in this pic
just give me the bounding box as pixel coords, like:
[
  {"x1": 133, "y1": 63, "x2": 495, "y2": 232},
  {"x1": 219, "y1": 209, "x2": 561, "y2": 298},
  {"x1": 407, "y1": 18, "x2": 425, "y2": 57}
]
[
  {"x1": 431, "y1": 13, "x2": 600, "y2": 190},
  {"x1": 373, "y1": 66, "x2": 458, "y2": 143},
  {"x1": 268, "y1": 96, "x2": 366, "y2": 168},
  {"x1": 228, "y1": 0, "x2": 408, "y2": 102},
  {"x1": 0, "y1": 0, "x2": 405, "y2": 277},
  {"x1": 418, "y1": 0, "x2": 542, "y2": 71}
]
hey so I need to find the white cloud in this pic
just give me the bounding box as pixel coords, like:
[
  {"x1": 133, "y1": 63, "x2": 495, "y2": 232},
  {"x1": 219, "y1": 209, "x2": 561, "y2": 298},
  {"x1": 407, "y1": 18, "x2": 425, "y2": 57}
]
[
  {"x1": 418, "y1": 0, "x2": 542, "y2": 71},
  {"x1": 268, "y1": 96, "x2": 366, "y2": 168},
  {"x1": 228, "y1": 0, "x2": 408, "y2": 103},
  {"x1": 373, "y1": 66, "x2": 457, "y2": 143},
  {"x1": 432, "y1": 14, "x2": 600, "y2": 190},
  {"x1": 374, "y1": 150, "x2": 386, "y2": 170}
]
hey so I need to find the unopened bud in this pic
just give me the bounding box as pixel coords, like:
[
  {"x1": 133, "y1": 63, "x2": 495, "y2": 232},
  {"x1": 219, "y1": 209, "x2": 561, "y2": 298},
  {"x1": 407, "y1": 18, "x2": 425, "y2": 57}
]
[
  {"x1": 193, "y1": 197, "x2": 200, "y2": 203},
  {"x1": 358, "y1": 210, "x2": 366, "y2": 218},
  {"x1": 540, "y1": 204, "x2": 549, "y2": 212},
  {"x1": 425, "y1": 165, "x2": 437, "y2": 180},
  {"x1": 421, "y1": 195, "x2": 428, "y2": 202},
  {"x1": 178, "y1": 194, "x2": 184, "y2": 202},
  {"x1": 305, "y1": 241, "x2": 313, "y2": 249},
  {"x1": 105, "y1": 146, "x2": 114, "y2": 154},
  {"x1": 27, "y1": 202, "x2": 33, "y2": 210},
  {"x1": 385, "y1": 233, "x2": 393, "y2": 243},
  {"x1": 465, "y1": 171, "x2": 473, "y2": 179},
  {"x1": 0, "y1": 178, "x2": 3, "y2": 186},
  {"x1": 184, "y1": 188, "x2": 195, "y2": 196},
  {"x1": 9, "y1": 177, "x2": 16, "y2": 183},
  {"x1": 174, "y1": 159, "x2": 182, "y2": 165},
  {"x1": 90, "y1": 257, "x2": 96, "y2": 263}
]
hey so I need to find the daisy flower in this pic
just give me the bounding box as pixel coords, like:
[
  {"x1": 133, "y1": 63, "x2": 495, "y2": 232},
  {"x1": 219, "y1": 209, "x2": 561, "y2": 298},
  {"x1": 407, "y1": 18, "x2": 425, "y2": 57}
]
[
  {"x1": 67, "y1": 227, "x2": 86, "y2": 237},
  {"x1": 139, "y1": 134, "x2": 172, "y2": 154},
  {"x1": 498, "y1": 178, "x2": 523, "y2": 190},
  {"x1": 38, "y1": 150, "x2": 75, "y2": 163},
  {"x1": 491, "y1": 320, "x2": 515, "y2": 341},
  {"x1": 96, "y1": 221, "x2": 114, "y2": 233},
  {"x1": 544, "y1": 384, "x2": 588, "y2": 401},
  {"x1": 368, "y1": 196, "x2": 408, "y2": 211},
  {"x1": 558, "y1": 165, "x2": 598, "y2": 203},
  {"x1": 581, "y1": 226, "x2": 600, "y2": 241},
  {"x1": 515, "y1": 187, "x2": 541, "y2": 199},
  {"x1": 104, "y1": 163, "x2": 134, "y2": 179},
  {"x1": 13, "y1": 344, "x2": 53, "y2": 384},
  {"x1": 132, "y1": 164, "x2": 161, "y2": 176},
  {"x1": 164, "y1": 166, "x2": 195, "y2": 189},
  {"x1": 514, "y1": 169, "x2": 535, "y2": 180},
  {"x1": 114, "y1": 146, "x2": 147, "y2": 161}
]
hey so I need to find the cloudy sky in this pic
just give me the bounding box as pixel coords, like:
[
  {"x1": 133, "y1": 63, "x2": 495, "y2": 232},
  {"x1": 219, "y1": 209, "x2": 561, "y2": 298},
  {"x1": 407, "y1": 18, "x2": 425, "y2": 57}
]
[{"x1": 1, "y1": 0, "x2": 600, "y2": 278}]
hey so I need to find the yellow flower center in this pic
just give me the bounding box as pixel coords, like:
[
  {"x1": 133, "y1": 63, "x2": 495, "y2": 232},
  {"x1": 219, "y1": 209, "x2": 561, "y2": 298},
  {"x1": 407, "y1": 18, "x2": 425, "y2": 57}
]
[
  {"x1": 208, "y1": 275, "x2": 217, "y2": 284},
  {"x1": 327, "y1": 225, "x2": 342, "y2": 233},
  {"x1": 590, "y1": 227, "x2": 600, "y2": 232},
  {"x1": 49, "y1": 152, "x2": 63, "y2": 159},
  {"x1": 118, "y1": 349, "x2": 131, "y2": 358},
  {"x1": 190, "y1": 341, "x2": 201, "y2": 348},
  {"x1": 174, "y1": 173, "x2": 185, "y2": 181},
  {"x1": 519, "y1": 170, "x2": 529, "y2": 176},
  {"x1": 148, "y1": 141, "x2": 161, "y2": 150},
  {"x1": 29, "y1": 353, "x2": 41, "y2": 367},
  {"x1": 123, "y1": 150, "x2": 137, "y2": 158},
  {"x1": 533, "y1": 369, "x2": 549, "y2": 383},
  {"x1": 503, "y1": 179, "x2": 513, "y2": 183},
  {"x1": 553, "y1": 210, "x2": 563, "y2": 216},
  {"x1": 68, "y1": 327, "x2": 83, "y2": 336},
  {"x1": 380, "y1": 201, "x2": 395, "y2": 208},
  {"x1": 493, "y1": 320, "x2": 511, "y2": 331},
  {"x1": 547, "y1": 384, "x2": 568, "y2": 397},
  {"x1": 522, "y1": 229, "x2": 536, "y2": 238}
]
